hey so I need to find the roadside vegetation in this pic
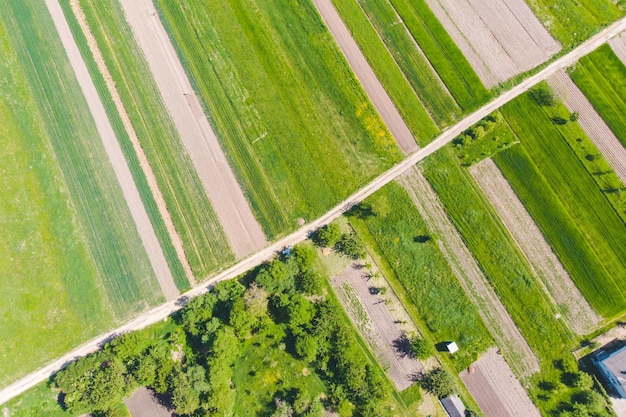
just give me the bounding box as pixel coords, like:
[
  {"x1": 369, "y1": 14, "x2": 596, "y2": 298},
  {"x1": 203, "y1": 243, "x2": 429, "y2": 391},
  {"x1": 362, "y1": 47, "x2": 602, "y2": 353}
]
[{"x1": 154, "y1": 0, "x2": 403, "y2": 238}]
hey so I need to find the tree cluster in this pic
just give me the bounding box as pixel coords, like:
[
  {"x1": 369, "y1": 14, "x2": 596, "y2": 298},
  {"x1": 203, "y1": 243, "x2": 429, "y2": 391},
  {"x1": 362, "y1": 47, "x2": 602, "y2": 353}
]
[{"x1": 311, "y1": 223, "x2": 366, "y2": 260}]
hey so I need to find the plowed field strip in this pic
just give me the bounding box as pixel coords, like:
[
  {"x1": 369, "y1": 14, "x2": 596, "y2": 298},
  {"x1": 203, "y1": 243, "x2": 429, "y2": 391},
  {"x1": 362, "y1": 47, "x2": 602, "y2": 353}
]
[
  {"x1": 118, "y1": 0, "x2": 267, "y2": 258},
  {"x1": 470, "y1": 159, "x2": 599, "y2": 334},
  {"x1": 548, "y1": 70, "x2": 626, "y2": 184},
  {"x1": 399, "y1": 167, "x2": 539, "y2": 378},
  {"x1": 609, "y1": 31, "x2": 626, "y2": 64},
  {"x1": 44, "y1": 0, "x2": 178, "y2": 300}
]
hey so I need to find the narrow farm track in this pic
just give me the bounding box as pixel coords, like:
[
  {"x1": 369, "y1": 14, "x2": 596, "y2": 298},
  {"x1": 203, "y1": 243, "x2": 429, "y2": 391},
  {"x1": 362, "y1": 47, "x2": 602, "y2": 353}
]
[
  {"x1": 548, "y1": 70, "x2": 626, "y2": 184},
  {"x1": 311, "y1": 0, "x2": 419, "y2": 153},
  {"x1": 470, "y1": 159, "x2": 599, "y2": 335},
  {"x1": 117, "y1": 0, "x2": 267, "y2": 259},
  {"x1": 2, "y1": 15, "x2": 626, "y2": 404},
  {"x1": 399, "y1": 167, "x2": 539, "y2": 378},
  {"x1": 43, "y1": 0, "x2": 179, "y2": 300},
  {"x1": 68, "y1": 0, "x2": 195, "y2": 287}
]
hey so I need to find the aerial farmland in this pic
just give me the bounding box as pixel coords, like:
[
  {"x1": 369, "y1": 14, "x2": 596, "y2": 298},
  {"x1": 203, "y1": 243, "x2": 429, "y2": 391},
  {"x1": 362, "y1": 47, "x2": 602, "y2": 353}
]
[{"x1": 1, "y1": 0, "x2": 626, "y2": 416}]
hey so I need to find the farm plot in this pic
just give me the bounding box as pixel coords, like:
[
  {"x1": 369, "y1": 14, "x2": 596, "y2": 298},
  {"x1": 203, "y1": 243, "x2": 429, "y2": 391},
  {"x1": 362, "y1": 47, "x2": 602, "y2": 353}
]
[
  {"x1": 62, "y1": 0, "x2": 236, "y2": 279},
  {"x1": 332, "y1": 262, "x2": 422, "y2": 391},
  {"x1": 609, "y1": 31, "x2": 626, "y2": 65},
  {"x1": 399, "y1": 167, "x2": 539, "y2": 378},
  {"x1": 124, "y1": 388, "x2": 172, "y2": 417},
  {"x1": 470, "y1": 159, "x2": 598, "y2": 335},
  {"x1": 154, "y1": 0, "x2": 404, "y2": 238},
  {"x1": 424, "y1": 0, "x2": 560, "y2": 87},
  {"x1": 0, "y1": 0, "x2": 160, "y2": 386},
  {"x1": 460, "y1": 348, "x2": 540, "y2": 417}
]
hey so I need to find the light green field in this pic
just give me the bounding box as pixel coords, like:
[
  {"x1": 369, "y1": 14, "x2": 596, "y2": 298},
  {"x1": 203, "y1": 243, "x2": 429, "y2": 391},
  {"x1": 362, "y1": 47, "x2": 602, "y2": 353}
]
[
  {"x1": 0, "y1": 0, "x2": 162, "y2": 385},
  {"x1": 154, "y1": 0, "x2": 404, "y2": 238}
]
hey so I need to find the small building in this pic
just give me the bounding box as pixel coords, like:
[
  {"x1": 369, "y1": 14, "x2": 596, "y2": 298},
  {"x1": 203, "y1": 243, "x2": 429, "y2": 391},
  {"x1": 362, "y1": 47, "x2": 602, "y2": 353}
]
[
  {"x1": 446, "y1": 341, "x2": 459, "y2": 354},
  {"x1": 595, "y1": 344, "x2": 626, "y2": 398},
  {"x1": 440, "y1": 395, "x2": 466, "y2": 417}
]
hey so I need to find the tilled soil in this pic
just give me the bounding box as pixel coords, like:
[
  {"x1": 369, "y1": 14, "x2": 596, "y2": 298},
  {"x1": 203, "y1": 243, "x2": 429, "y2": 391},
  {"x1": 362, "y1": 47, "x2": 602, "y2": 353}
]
[
  {"x1": 471, "y1": 159, "x2": 599, "y2": 334},
  {"x1": 124, "y1": 387, "x2": 172, "y2": 417},
  {"x1": 399, "y1": 167, "x2": 539, "y2": 378},
  {"x1": 609, "y1": 31, "x2": 626, "y2": 65}
]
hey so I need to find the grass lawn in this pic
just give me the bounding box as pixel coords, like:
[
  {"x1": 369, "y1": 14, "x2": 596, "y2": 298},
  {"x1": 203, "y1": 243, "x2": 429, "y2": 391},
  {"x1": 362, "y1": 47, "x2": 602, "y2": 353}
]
[
  {"x1": 61, "y1": 0, "x2": 234, "y2": 280},
  {"x1": 0, "y1": 0, "x2": 162, "y2": 385},
  {"x1": 154, "y1": 0, "x2": 404, "y2": 238}
]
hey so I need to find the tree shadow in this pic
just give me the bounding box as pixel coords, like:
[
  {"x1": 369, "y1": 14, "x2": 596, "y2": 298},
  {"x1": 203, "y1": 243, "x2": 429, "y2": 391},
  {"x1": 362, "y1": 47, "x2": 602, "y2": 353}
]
[
  {"x1": 413, "y1": 235, "x2": 432, "y2": 243},
  {"x1": 393, "y1": 334, "x2": 413, "y2": 359}
]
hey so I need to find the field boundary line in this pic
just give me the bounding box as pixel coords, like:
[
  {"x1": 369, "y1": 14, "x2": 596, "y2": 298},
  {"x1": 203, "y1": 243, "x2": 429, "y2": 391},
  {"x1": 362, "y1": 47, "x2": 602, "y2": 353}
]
[
  {"x1": 2, "y1": 14, "x2": 626, "y2": 405},
  {"x1": 69, "y1": 0, "x2": 195, "y2": 287}
]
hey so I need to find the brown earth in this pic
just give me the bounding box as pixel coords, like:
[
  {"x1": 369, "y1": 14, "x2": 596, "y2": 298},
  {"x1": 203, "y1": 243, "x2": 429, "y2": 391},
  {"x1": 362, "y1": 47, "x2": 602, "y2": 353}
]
[
  {"x1": 548, "y1": 70, "x2": 626, "y2": 184},
  {"x1": 399, "y1": 167, "x2": 540, "y2": 378},
  {"x1": 460, "y1": 348, "x2": 540, "y2": 417},
  {"x1": 117, "y1": 0, "x2": 267, "y2": 259},
  {"x1": 124, "y1": 387, "x2": 172, "y2": 417},
  {"x1": 609, "y1": 31, "x2": 626, "y2": 65},
  {"x1": 424, "y1": 0, "x2": 561, "y2": 87},
  {"x1": 470, "y1": 158, "x2": 599, "y2": 334},
  {"x1": 44, "y1": 0, "x2": 179, "y2": 300}
]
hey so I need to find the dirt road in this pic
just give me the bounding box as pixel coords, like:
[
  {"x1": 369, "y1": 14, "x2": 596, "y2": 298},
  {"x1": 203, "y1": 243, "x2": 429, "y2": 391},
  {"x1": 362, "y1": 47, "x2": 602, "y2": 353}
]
[
  {"x1": 43, "y1": 0, "x2": 179, "y2": 300},
  {"x1": 2, "y1": 14, "x2": 626, "y2": 406},
  {"x1": 117, "y1": 0, "x2": 266, "y2": 259}
]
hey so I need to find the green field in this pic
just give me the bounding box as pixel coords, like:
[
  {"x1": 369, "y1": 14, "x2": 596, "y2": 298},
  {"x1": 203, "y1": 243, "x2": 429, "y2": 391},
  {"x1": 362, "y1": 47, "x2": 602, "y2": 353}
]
[
  {"x1": 155, "y1": 0, "x2": 404, "y2": 238},
  {"x1": 571, "y1": 44, "x2": 626, "y2": 150},
  {"x1": 525, "y1": 0, "x2": 624, "y2": 48},
  {"x1": 0, "y1": 0, "x2": 163, "y2": 386},
  {"x1": 60, "y1": 0, "x2": 234, "y2": 279},
  {"x1": 349, "y1": 183, "x2": 492, "y2": 370}
]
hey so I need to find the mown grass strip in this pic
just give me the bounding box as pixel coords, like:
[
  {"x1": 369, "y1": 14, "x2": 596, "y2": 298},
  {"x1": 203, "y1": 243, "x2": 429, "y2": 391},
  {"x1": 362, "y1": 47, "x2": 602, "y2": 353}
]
[
  {"x1": 155, "y1": 0, "x2": 403, "y2": 238},
  {"x1": 67, "y1": 0, "x2": 234, "y2": 280},
  {"x1": 421, "y1": 147, "x2": 574, "y2": 365}
]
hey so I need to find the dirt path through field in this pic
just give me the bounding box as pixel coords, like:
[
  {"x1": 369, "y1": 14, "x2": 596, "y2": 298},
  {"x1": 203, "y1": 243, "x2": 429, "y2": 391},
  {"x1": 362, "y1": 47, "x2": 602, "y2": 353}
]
[
  {"x1": 312, "y1": 0, "x2": 419, "y2": 154},
  {"x1": 44, "y1": 0, "x2": 179, "y2": 300},
  {"x1": 4, "y1": 17, "x2": 626, "y2": 403},
  {"x1": 117, "y1": 0, "x2": 266, "y2": 258},
  {"x1": 68, "y1": 0, "x2": 194, "y2": 287},
  {"x1": 460, "y1": 348, "x2": 540, "y2": 417},
  {"x1": 399, "y1": 167, "x2": 539, "y2": 377},
  {"x1": 470, "y1": 159, "x2": 599, "y2": 334},
  {"x1": 548, "y1": 70, "x2": 626, "y2": 184}
]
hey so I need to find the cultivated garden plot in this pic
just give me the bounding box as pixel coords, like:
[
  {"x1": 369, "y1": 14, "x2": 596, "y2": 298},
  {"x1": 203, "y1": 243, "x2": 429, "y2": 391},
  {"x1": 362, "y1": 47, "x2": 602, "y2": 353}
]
[
  {"x1": 399, "y1": 167, "x2": 539, "y2": 378},
  {"x1": 460, "y1": 348, "x2": 540, "y2": 417},
  {"x1": 548, "y1": 71, "x2": 626, "y2": 184},
  {"x1": 424, "y1": 0, "x2": 560, "y2": 87},
  {"x1": 470, "y1": 158, "x2": 599, "y2": 335}
]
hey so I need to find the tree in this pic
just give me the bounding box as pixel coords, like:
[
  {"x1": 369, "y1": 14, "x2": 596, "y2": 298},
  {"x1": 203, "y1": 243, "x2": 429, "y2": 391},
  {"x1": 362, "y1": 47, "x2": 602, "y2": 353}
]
[
  {"x1": 529, "y1": 83, "x2": 556, "y2": 106},
  {"x1": 244, "y1": 282, "x2": 268, "y2": 317},
  {"x1": 335, "y1": 233, "x2": 366, "y2": 260},
  {"x1": 295, "y1": 333, "x2": 318, "y2": 362},
  {"x1": 271, "y1": 398, "x2": 294, "y2": 417},
  {"x1": 292, "y1": 243, "x2": 316, "y2": 271},
  {"x1": 312, "y1": 223, "x2": 341, "y2": 248},
  {"x1": 570, "y1": 111, "x2": 580, "y2": 122},
  {"x1": 229, "y1": 298, "x2": 255, "y2": 337},
  {"x1": 170, "y1": 366, "x2": 201, "y2": 415},
  {"x1": 573, "y1": 372, "x2": 594, "y2": 390},
  {"x1": 409, "y1": 337, "x2": 434, "y2": 359},
  {"x1": 298, "y1": 269, "x2": 324, "y2": 295},
  {"x1": 420, "y1": 367, "x2": 456, "y2": 398}
]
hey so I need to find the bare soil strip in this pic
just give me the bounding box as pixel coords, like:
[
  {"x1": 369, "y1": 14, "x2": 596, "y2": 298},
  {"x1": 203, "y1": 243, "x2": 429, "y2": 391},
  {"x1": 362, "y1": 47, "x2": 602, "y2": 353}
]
[
  {"x1": 399, "y1": 167, "x2": 539, "y2": 378},
  {"x1": 124, "y1": 387, "x2": 172, "y2": 417},
  {"x1": 609, "y1": 31, "x2": 626, "y2": 64},
  {"x1": 117, "y1": 0, "x2": 266, "y2": 258},
  {"x1": 3, "y1": 18, "x2": 626, "y2": 403},
  {"x1": 312, "y1": 0, "x2": 419, "y2": 154},
  {"x1": 44, "y1": 0, "x2": 179, "y2": 300},
  {"x1": 548, "y1": 70, "x2": 626, "y2": 184},
  {"x1": 424, "y1": 0, "x2": 560, "y2": 87},
  {"x1": 461, "y1": 348, "x2": 540, "y2": 417},
  {"x1": 332, "y1": 261, "x2": 422, "y2": 390},
  {"x1": 470, "y1": 159, "x2": 599, "y2": 334},
  {"x1": 69, "y1": 0, "x2": 194, "y2": 287}
]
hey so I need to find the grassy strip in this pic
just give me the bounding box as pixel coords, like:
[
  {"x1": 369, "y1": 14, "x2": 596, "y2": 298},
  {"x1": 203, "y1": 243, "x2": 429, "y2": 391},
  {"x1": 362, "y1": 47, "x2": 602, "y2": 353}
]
[
  {"x1": 525, "y1": 0, "x2": 623, "y2": 48},
  {"x1": 500, "y1": 93, "x2": 626, "y2": 296},
  {"x1": 329, "y1": 0, "x2": 438, "y2": 144},
  {"x1": 3, "y1": 0, "x2": 161, "y2": 315},
  {"x1": 155, "y1": 0, "x2": 403, "y2": 238},
  {"x1": 493, "y1": 145, "x2": 625, "y2": 317},
  {"x1": 349, "y1": 183, "x2": 492, "y2": 370},
  {"x1": 386, "y1": 0, "x2": 490, "y2": 111},
  {"x1": 71, "y1": 0, "x2": 235, "y2": 278},
  {"x1": 355, "y1": 0, "x2": 460, "y2": 125},
  {"x1": 421, "y1": 147, "x2": 574, "y2": 365},
  {"x1": 570, "y1": 44, "x2": 626, "y2": 149}
]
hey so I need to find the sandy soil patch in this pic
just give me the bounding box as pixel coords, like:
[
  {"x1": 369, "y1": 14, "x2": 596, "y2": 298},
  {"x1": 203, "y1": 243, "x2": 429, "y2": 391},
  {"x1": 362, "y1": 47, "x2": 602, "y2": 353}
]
[
  {"x1": 424, "y1": 0, "x2": 561, "y2": 87},
  {"x1": 470, "y1": 158, "x2": 599, "y2": 334},
  {"x1": 44, "y1": 0, "x2": 179, "y2": 300},
  {"x1": 311, "y1": 0, "x2": 419, "y2": 154},
  {"x1": 118, "y1": 0, "x2": 266, "y2": 259},
  {"x1": 548, "y1": 70, "x2": 626, "y2": 184},
  {"x1": 399, "y1": 167, "x2": 539, "y2": 378},
  {"x1": 124, "y1": 387, "x2": 172, "y2": 417}
]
